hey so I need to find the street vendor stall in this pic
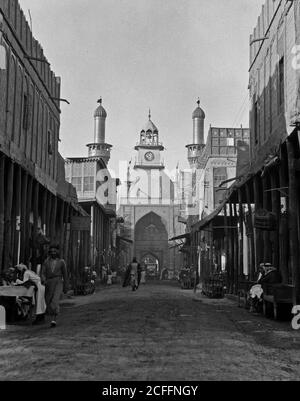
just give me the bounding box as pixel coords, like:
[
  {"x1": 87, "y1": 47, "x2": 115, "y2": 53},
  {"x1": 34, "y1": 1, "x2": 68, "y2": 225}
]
[{"x1": 0, "y1": 285, "x2": 35, "y2": 323}]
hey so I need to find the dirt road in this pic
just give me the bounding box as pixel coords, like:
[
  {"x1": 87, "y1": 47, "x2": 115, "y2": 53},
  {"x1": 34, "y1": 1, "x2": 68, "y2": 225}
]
[{"x1": 1, "y1": 281, "x2": 300, "y2": 381}]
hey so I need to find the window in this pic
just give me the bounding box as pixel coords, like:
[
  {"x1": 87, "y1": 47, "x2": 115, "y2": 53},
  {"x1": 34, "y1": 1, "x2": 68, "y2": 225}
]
[
  {"x1": 213, "y1": 168, "x2": 227, "y2": 208},
  {"x1": 83, "y1": 162, "x2": 94, "y2": 191},
  {"x1": 227, "y1": 138, "x2": 234, "y2": 147},
  {"x1": 23, "y1": 94, "x2": 29, "y2": 130},
  {"x1": 228, "y1": 147, "x2": 236, "y2": 156},
  {"x1": 65, "y1": 163, "x2": 71, "y2": 182},
  {"x1": 83, "y1": 177, "x2": 94, "y2": 192},
  {"x1": 72, "y1": 177, "x2": 82, "y2": 193},
  {"x1": 279, "y1": 56, "x2": 284, "y2": 107},
  {"x1": 71, "y1": 163, "x2": 83, "y2": 192},
  {"x1": 254, "y1": 100, "x2": 259, "y2": 145},
  {"x1": 48, "y1": 130, "x2": 53, "y2": 155}
]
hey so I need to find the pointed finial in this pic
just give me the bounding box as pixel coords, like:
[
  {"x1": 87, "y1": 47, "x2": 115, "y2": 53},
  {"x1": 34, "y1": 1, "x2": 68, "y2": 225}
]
[
  {"x1": 97, "y1": 97, "x2": 102, "y2": 105},
  {"x1": 197, "y1": 98, "x2": 200, "y2": 107},
  {"x1": 148, "y1": 109, "x2": 151, "y2": 120}
]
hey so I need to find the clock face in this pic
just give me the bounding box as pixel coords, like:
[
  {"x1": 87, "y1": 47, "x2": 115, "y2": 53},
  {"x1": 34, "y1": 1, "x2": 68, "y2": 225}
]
[{"x1": 144, "y1": 151, "x2": 154, "y2": 162}]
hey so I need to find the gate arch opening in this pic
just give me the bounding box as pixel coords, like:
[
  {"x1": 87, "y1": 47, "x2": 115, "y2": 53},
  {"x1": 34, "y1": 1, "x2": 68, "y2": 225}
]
[{"x1": 134, "y1": 212, "x2": 169, "y2": 276}]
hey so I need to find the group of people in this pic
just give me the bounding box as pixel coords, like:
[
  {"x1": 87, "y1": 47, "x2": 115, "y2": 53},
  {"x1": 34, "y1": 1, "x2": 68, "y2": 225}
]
[
  {"x1": 122, "y1": 258, "x2": 146, "y2": 291},
  {"x1": 248, "y1": 262, "x2": 282, "y2": 313},
  {"x1": 0, "y1": 243, "x2": 68, "y2": 328}
]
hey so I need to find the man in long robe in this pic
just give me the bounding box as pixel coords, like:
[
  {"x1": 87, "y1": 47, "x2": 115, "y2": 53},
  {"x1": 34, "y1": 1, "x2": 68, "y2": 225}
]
[{"x1": 41, "y1": 244, "x2": 69, "y2": 328}]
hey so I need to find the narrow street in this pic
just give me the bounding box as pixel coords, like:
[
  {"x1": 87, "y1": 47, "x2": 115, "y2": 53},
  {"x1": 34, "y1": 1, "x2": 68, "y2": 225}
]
[{"x1": 1, "y1": 282, "x2": 300, "y2": 381}]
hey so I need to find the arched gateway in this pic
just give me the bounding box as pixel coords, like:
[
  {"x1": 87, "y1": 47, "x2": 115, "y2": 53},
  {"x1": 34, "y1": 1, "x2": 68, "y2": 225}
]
[{"x1": 134, "y1": 212, "x2": 169, "y2": 277}]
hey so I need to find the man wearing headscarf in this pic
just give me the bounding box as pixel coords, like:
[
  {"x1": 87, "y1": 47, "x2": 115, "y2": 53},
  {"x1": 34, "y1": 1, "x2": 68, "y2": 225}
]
[
  {"x1": 15, "y1": 263, "x2": 46, "y2": 323},
  {"x1": 41, "y1": 244, "x2": 69, "y2": 328}
]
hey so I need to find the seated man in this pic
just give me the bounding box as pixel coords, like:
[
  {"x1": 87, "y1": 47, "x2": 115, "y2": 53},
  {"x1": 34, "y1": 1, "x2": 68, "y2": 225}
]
[
  {"x1": 248, "y1": 263, "x2": 266, "y2": 312},
  {"x1": 15, "y1": 264, "x2": 46, "y2": 324},
  {"x1": 249, "y1": 263, "x2": 282, "y2": 313},
  {"x1": 259, "y1": 263, "x2": 282, "y2": 285}
]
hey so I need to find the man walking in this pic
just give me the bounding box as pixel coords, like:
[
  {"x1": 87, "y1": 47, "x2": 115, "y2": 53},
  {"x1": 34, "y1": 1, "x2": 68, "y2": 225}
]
[
  {"x1": 130, "y1": 257, "x2": 141, "y2": 291},
  {"x1": 41, "y1": 244, "x2": 69, "y2": 328}
]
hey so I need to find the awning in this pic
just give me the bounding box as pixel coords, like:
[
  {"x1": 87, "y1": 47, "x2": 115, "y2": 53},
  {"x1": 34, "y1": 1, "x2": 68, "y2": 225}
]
[
  {"x1": 169, "y1": 233, "x2": 190, "y2": 241},
  {"x1": 117, "y1": 236, "x2": 133, "y2": 244},
  {"x1": 192, "y1": 202, "x2": 225, "y2": 232}
]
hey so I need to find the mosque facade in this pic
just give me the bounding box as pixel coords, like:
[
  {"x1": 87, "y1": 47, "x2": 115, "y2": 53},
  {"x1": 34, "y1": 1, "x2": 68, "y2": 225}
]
[{"x1": 118, "y1": 112, "x2": 185, "y2": 277}]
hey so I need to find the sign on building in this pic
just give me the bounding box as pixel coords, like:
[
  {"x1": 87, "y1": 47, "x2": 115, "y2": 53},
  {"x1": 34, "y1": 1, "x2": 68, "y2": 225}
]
[{"x1": 71, "y1": 216, "x2": 91, "y2": 231}]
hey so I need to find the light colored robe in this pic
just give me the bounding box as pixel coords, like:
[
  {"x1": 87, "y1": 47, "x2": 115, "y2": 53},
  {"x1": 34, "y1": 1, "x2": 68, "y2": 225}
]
[{"x1": 17, "y1": 270, "x2": 46, "y2": 315}]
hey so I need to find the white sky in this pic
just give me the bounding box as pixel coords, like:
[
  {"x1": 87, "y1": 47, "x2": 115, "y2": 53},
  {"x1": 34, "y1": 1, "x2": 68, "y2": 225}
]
[{"x1": 19, "y1": 0, "x2": 263, "y2": 176}]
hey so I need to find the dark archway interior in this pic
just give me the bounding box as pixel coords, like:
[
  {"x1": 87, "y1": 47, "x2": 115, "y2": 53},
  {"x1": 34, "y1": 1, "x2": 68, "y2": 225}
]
[{"x1": 134, "y1": 212, "x2": 169, "y2": 273}]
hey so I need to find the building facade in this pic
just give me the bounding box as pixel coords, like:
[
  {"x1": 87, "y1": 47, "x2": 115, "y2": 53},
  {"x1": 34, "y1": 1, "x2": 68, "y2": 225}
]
[
  {"x1": 65, "y1": 99, "x2": 119, "y2": 279},
  {"x1": 190, "y1": 0, "x2": 300, "y2": 303},
  {"x1": 118, "y1": 112, "x2": 185, "y2": 276},
  {"x1": 0, "y1": 0, "x2": 82, "y2": 277}
]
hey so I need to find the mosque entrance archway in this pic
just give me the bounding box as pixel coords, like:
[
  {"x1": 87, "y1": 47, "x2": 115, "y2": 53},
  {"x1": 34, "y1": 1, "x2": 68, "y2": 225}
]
[
  {"x1": 134, "y1": 212, "x2": 169, "y2": 276},
  {"x1": 141, "y1": 253, "x2": 159, "y2": 279}
]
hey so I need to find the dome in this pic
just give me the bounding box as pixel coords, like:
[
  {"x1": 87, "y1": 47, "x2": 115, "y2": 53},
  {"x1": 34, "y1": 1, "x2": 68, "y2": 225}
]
[
  {"x1": 94, "y1": 98, "x2": 107, "y2": 118},
  {"x1": 142, "y1": 119, "x2": 158, "y2": 133},
  {"x1": 142, "y1": 110, "x2": 158, "y2": 132},
  {"x1": 192, "y1": 99, "x2": 205, "y2": 119}
]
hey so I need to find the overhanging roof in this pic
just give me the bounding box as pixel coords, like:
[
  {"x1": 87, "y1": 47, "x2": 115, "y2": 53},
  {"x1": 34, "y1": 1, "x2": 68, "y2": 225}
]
[
  {"x1": 192, "y1": 202, "x2": 225, "y2": 232},
  {"x1": 117, "y1": 236, "x2": 133, "y2": 244},
  {"x1": 169, "y1": 233, "x2": 190, "y2": 241}
]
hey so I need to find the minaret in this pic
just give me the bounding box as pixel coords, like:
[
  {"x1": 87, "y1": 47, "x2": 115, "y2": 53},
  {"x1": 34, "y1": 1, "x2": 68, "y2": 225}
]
[
  {"x1": 86, "y1": 98, "x2": 112, "y2": 165},
  {"x1": 186, "y1": 99, "x2": 205, "y2": 169}
]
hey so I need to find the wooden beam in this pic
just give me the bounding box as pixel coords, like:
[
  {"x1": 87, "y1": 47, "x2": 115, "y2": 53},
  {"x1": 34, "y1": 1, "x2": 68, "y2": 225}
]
[
  {"x1": 245, "y1": 181, "x2": 255, "y2": 281},
  {"x1": 32, "y1": 181, "x2": 40, "y2": 272},
  {"x1": 41, "y1": 188, "x2": 47, "y2": 236},
  {"x1": 229, "y1": 202, "x2": 234, "y2": 294},
  {"x1": 58, "y1": 199, "x2": 65, "y2": 253},
  {"x1": 0, "y1": 156, "x2": 5, "y2": 273},
  {"x1": 223, "y1": 204, "x2": 230, "y2": 291},
  {"x1": 46, "y1": 192, "x2": 52, "y2": 240},
  {"x1": 238, "y1": 188, "x2": 244, "y2": 279},
  {"x1": 233, "y1": 202, "x2": 238, "y2": 294},
  {"x1": 279, "y1": 145, "x2": 289, "y2": 284},
  {"x1": 64, "y1": 203, "x2": 71, "y2": 263},
  {"x1": 254, "y1": 175, "x2": 263, "y2": 270},
  {"x1": 20, "y1": 171, "x2": 28, "y2": 264},
  {"x1": 3, "y1": 160, "x2": 14, "y2": 269},
  {"x1": 14, "y1": 165, "x2": 22, "y2": 265},
  {"x1": 25, "y1": 174, "x2": 33, "y2": 264},
  {"x1": 262, "y1": 175, "x2": 272, "y2": 262},
  {"x1": 50, "y1": 195, "x2": 57, "y2": 241},
  {"x1": 270, "y1": 170, "x2": 280, "y2": 269},
  {"x1": 287, "y1": 139, "x2": 300, "y2": 304}
]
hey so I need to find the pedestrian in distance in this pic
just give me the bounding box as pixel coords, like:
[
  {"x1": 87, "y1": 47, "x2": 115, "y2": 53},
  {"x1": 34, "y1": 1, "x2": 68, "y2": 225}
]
[
  {"x1": 41, "y1": 244, "x2": 69, "y2": 328},
  {"x1": 131, "y1": 257, "x2": 141, "y2": 291},
  {"x1": 140, "y1": 266, "x2": 146, "y2": 285}
]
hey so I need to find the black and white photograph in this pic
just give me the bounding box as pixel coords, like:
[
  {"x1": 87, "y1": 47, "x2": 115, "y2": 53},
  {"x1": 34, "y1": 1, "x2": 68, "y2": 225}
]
[{"x1": 0, "y1": 0, "x2": 300, "y2": 386}]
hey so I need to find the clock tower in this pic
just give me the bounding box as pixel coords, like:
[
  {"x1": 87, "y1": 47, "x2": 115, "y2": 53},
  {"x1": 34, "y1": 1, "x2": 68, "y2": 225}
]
[{"x1": 134, "y1": 110, "x2": 165, "y2": 170}]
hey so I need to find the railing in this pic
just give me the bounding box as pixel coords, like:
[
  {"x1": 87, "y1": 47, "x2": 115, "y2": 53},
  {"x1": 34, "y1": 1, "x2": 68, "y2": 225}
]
[
  {"x1": 135, "y1": 142, "x2": 164, "y2": 147},
  {"x1": 134, "y1": 161, "x2": 164, "y2": 167}
]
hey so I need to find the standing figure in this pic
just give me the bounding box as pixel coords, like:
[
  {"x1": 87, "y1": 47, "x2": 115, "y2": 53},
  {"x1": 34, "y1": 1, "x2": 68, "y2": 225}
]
[
  {"x1": 140, "y1": 266, "x2": 146, "y2": 285},
  {"x1": 130, "y1": 257, "x2": 140, "y2": 291},
  {"x1": 41, "y1": 244, "x2": 69, "y2": 328},
  {"x1": 107, "y1": 267, "x2": 113, "y2": 285}
]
